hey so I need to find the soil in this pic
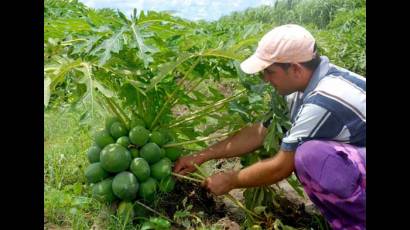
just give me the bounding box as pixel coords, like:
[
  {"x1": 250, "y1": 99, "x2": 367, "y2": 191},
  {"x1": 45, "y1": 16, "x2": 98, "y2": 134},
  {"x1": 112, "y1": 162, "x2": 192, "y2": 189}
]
[{"x1": 151, "y1": 178, "x2": 326, "y2": 229}]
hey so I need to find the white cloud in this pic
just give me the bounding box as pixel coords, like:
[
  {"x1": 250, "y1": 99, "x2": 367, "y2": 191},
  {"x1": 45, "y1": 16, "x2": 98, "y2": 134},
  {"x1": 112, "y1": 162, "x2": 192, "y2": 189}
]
[
  {"x1": 195, "y1": 0, "x2": 207, "y2": 7},
  {"x1": 78, "y1": 0, "x2": 273, "y2": 21},
  {"x1": 181, "y1": 0, "x2": 192, "y2": 6},
  {"x1": 231, "y1": 0, "x2": 243, "y2": 9},
  {"x1": 211, "y1": 1, "x2": 222, "y2": 8}
]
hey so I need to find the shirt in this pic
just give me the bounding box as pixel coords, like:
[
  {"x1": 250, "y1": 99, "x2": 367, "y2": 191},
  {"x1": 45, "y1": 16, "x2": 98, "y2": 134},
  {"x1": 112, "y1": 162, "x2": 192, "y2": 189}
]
[{"x1": 265, "y1": 56, "x2": 366, "y2": 151}]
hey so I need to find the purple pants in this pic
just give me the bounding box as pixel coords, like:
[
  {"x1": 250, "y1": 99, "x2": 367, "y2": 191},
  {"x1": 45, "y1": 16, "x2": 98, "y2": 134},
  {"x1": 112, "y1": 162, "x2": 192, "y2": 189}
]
[{"x1": 294, "y1": 140, "x2": 366, "y2": 230}]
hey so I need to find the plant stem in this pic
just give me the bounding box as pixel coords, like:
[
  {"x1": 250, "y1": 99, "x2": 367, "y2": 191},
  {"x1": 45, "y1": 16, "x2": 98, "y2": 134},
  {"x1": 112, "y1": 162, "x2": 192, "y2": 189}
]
[
  {"x1": 189, "y1": 172, "x2": 206, "y2": 180},
  {"x1": 103, "y1": 96, "x2": 127, "y2": 128},
  {"x1": 169, "y1": 89, "x2": 245, "y2": 128},
  {"x1": 172, "y1": 172, "x2": 203, "y2": 183},
  {"x1": 134, "y1": 200, "x2": 174, "y2": 223},
  {"x1": 224, "y1": 194, "x2": 262, "y2": 219},
  {"x1": 163, "y1": 128, "x2": 241, "y2": 148},
  {"x1": 103, "y1": 97, "x2": 126, "y2": 125},
  {"x1": 193, "y1": 164, "x2": 209, "y2": 178},
  {"x1": 171, "y1": 78, "x2": 205, "y2": 107},
  {"x1": 135, "y1": 87, "x2": 143, "y2": 118},
  {"x1": 168, "y1": 103, "x2": 227, "y2": 129},
  {"x1": 109, "y1": 98, "x2": 131, "y2": 128},
  {"x1": 60, "y1": 38, "x2": 87, "y2": 45},
  {"x1": 170, "y1": 58, "x2": 201, "y2": 101},
  {"x1": 155, "y1": 49, "x2": 242, "y2": 80},
  {"x1": 95, "y1": 93, "x2": 111, "y2": 116},
  {"x1": 178, "y1": 89, "x2": 245, "y2": 121},
  {"x1": 150, "y1": 59, "x2": 200, "y2": 129}
]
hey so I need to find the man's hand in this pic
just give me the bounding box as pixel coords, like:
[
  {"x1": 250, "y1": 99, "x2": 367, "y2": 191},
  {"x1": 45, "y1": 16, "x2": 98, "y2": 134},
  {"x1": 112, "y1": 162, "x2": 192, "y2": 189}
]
[
  {"x1": 173, "y1": 123, "x2": 266, "y2": 176},
  {"x1": 203, "y1": 150, "x2": 295, "y2": 195},
  {"x1": 202, "y1": 171, "x2": 238, "y2": 195},
  {"x1": 173, "y1": 154, "x2": 206, "y2": 175}
]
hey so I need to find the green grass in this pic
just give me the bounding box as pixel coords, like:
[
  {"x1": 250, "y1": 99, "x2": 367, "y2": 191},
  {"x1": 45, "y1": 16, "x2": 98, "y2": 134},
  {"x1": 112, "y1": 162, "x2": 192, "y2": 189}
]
[
  {"x1": 44, "y1": 108, "x2": 145, "y2": 230},
  {"x1": 44, "y1": 108, "x2": 113, "y2": 229}
]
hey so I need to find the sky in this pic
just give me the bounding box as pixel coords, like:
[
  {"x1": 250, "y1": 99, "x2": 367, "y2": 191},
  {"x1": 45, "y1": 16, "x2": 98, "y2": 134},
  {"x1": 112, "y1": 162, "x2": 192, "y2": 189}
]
[{"x1": 78, "y1": 0, "x2": 276, "y2": 21}]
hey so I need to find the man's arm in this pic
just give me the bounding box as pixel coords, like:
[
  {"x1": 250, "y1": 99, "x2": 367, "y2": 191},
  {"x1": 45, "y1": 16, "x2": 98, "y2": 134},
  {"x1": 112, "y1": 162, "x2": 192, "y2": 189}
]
[
  {"x1": 203, "y1": 149, "x2": 295, "y2": 195},
  {"x1": 173, "y1": 123, "x2": 267, "y2": 175}
]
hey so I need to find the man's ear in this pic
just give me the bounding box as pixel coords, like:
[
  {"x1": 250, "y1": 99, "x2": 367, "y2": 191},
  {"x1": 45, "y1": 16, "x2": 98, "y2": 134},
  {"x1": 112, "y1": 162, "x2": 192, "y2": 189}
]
[{"x1": 291, "y1": 63, "x2": 304, "y2": 78}]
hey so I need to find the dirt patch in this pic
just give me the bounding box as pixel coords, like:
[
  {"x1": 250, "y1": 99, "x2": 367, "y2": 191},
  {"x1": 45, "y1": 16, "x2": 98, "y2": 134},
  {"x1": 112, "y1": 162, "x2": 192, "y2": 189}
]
[
  {"x1": 151, "y1": 177, "x2": 325, "y2": 229},
  {"x1": 44, "y1": 223, "x2": 72, "y2": 230},
  {"x1": 158, "y1": 180, "x2": 225, "y2": 222},
  {"x1": 214, "y1": 217, "x2": 241, "y2": 230}
]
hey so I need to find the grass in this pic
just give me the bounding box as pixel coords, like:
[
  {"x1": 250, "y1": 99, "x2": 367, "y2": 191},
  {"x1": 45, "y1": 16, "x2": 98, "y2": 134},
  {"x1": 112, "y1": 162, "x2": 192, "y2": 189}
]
[
  {"x1": 44, "y1": 108, "x2": 155, "y2": 230},
  {"x1": 44, "y1": 108, "x2": 112, "y2": 229}
]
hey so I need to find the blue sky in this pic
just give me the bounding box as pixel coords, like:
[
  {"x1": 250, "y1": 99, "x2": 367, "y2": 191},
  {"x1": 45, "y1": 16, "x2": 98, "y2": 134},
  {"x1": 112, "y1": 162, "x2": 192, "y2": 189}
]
[{"x1": 78, "y1": 0, "x2": 276, "y2": 21}]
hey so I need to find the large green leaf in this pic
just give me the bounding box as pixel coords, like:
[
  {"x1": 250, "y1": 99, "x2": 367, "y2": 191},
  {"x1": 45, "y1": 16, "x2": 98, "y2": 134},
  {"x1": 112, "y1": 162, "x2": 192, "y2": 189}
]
[
  {"x1": 71, "y1": 35, "x2": 102, "y2": 55},
  {"x1": 90, "y1": 26, "x2": 128, "y2": 66},
  {"x1": 119, "y1": 83, "x2": 139, "y2": 106},
  {"x1": 45, "y1": 57, "x2": 83, "y2": 91},
  {"x1": 136, "y1": 10, "x2": 191, "y2": 28},
  {"x1": 228, "y1": 101, "x2": 250, "y2": 122},
  {"x1": 130, "y1": 22, "x2": 158, "y2": 68},
  {"x1": 147, "y1": 52, "x2": 194, "y2": 91},
  {"x1": 201, "y1": 48, "x2": 244, "y2": 60},
  {"x1": 93, "y1": 80, "x2": 114, "y2": 98}
]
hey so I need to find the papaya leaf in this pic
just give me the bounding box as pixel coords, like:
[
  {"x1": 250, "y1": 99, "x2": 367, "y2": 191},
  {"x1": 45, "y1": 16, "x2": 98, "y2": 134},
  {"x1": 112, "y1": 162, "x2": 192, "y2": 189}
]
[
  {"x1": 46, "y1": 57, "x2": 83, "y2": 91},
  {"x1": 248, "y1": 93, "x2": 263, "y2": 104},
  {"x1": 119, "y1": 83, "x2": 138, "y2": 106},
  {"x1": 191, "y1": 91, "x2": 207, "y2": 101},
  {"x1": 263, "y1": 121, "x2": 278, "y2": 153},
  {"x1": 71, "y1": 35, "x2": 102, "y2": 55},
  {"x1": 208, "y1": 86, "x2": 225, "y2": 101},
  {"x1": 228, "y1": 101, "x2": 250, "y2": 122},
  {"x1": 93, "y1": 80, "x2": 114, "y2": 98},
  {"x1": 126, "y1": 79, "x2": 148, "y2": 96},
  {"x1": 201, "y1": 48, "x2": 244, "y2": 61},
  {"x1": 250, "y1": 83, "x2": 266, "y2": 94},
  {"x1": 130, "y1": 22, "x2": 158, "y2": 68},
  {"x1": 91, "y1": 26, "x2": 128, "y2": 66},
  {"x1": 117, "y1": 9, "x2": 130, "y2": 24},
  {"x1": 286, "y1": 174, "x2": 305, "y2": 198},
  {"x1": 148, "y1": 52, "x2": 194, "y2": 91}
]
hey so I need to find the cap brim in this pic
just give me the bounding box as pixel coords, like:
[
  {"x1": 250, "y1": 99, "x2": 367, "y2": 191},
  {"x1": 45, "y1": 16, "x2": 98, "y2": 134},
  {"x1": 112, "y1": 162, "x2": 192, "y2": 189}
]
[{"x1": 240, "y1": 54, "x2": 273, "y2": 74}]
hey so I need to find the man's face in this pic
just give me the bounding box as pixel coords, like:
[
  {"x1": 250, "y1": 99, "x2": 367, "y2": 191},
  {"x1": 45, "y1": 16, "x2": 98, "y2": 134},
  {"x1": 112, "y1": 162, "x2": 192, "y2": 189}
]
[{"x1": 261, "y1": 64, "x2": 299, "y2": 96}]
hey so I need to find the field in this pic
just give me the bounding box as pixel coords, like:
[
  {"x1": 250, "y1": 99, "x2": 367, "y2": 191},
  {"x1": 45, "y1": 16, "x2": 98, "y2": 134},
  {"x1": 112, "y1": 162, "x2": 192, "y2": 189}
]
[{"x1": 44, "y1": 0, "x2": 365, "y2": 229}]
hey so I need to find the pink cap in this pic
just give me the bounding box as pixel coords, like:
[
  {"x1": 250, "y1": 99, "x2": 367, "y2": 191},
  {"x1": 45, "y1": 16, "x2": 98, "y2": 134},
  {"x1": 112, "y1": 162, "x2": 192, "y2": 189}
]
[{"x1": 240, "y1": 24, "x2": 316, "y2": 74}]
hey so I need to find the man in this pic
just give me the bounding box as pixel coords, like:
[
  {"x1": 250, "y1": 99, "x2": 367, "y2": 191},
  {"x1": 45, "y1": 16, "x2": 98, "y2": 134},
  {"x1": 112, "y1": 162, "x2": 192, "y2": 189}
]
[{"x1": 173, "y1": 24, "x2": 366, "y2": 230}]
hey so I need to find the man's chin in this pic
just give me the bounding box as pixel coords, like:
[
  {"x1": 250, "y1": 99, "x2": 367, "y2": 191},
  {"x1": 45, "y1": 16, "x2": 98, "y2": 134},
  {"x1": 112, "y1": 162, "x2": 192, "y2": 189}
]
[
  {"x1": 278, "y1": 90, "x2": 296, "y2": 96},
  {"x1": 276, "y1": 89, "x2": 286, "y2": 96},
  {"x1": 272, "y1": 86, "x2": 295, "y2": 96}
]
